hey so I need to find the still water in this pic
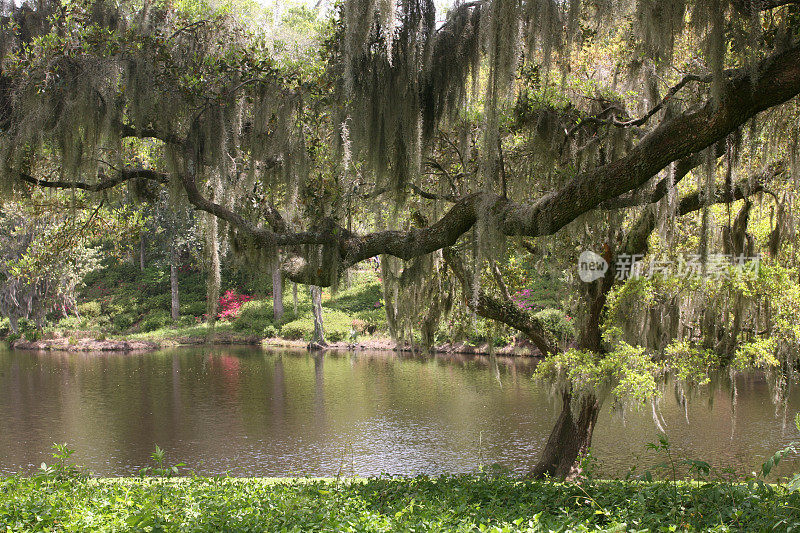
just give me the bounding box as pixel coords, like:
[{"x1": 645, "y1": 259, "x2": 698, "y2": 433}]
[{"x1": 1, "y1": 346, "x2": 799, "y2": 478}]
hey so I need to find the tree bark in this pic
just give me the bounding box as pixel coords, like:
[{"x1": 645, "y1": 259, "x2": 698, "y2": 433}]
[
  {"x1": 273, "y1": 255, "x2": 284, "y2": 322},
  {"x1": 310, "y1": 285, "x2": 326, "y2": 345},
  {"x1": 530, "y1": 390, "x2": 602, "y2": 479},
  {"x1": 170, "y1": 247, "x2": 180, "y2": 322},
  {"x1": 139, "y1": 233, "x2": 146, "y2": 271}
]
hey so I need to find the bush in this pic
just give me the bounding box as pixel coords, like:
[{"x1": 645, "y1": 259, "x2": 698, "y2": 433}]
[
  {"x1": 0, "y1": 317, "x2": 10, "y2": 339},
  {"x1": 218, "y1": 290, "x2": 254, "y2": 321},
  {"x1": 233, "y1": 299, "x2": 273, "y2": 334},
  {"x1": 353, "y1": 308, "x2": 387, "y2": 333},
  {"x1": 77, "y1": 301, "x2": 102, "y2": 318},
  {"x1": 143, "y1": 294, "x2": 171, "y2": 312},
  {"x1": 140, "y1": 310, "x2": 172, "y2": 333},
  {"x1": 263, "y1": 324, "x2": 279, "y2": 338},
  {"x1": 280, "y1": 309, "x2": 353, "y2": 342},
  {"x1": 534, "y1": 308, "x2": 575, "y2": 342},
  {"x1": 102, "y1": 302, "x2": 126, "y2": 317},
  {"x1": 180, "y1": 301, "x2": 206, "y2": 317},
  {"x1": 113, "y1": 313, "x2": 136, "y2": 331},
  {"x1": 56, "y1": 316, "x2": 83, "y2": 330}
]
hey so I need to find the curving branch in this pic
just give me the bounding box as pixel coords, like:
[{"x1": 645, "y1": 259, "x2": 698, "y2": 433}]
[
  {"x1": 12, "y1": 40, "x2": 800, "y2": 288},
  {"x1": 18, "y1": 168, "x2": 169, "y2": 191},
  {"x1": 441, "y1": 247, "x2": 557, "y2": 356},
  {"x1": 599, "y1": 141, "x2": 727, "y2": 210}
]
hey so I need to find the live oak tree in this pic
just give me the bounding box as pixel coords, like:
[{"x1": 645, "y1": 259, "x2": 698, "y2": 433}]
[{"x1": 2, "y1": 0, "x2": 800, "y2": 476}]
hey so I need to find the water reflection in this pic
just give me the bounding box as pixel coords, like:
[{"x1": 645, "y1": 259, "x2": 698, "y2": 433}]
[{"x1": 0, "y1": 347, "x2": 797, "y2": 477}]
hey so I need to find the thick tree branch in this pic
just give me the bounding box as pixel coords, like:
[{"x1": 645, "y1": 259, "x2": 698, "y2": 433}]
[
  {"x1": 18, "y1": 168, "x2": 169, "y2": 191},
  {"x1": 449, "y1": 162, "x2": 784, "y2": 354},
  {"x1": 274, "y1": 44, "x2": 800, "y2": 284},
  {"x1": 599, "y1": 142, "x2": 726, "y2": 210},
  {"x1": 15, "y1": 42, "x2": 800, "y2": 288}
]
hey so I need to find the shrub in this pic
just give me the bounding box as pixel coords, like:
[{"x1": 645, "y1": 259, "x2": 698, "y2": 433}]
[
  {"x1": 180, "y1": 301, "x2": 206, "y2": 317},
  {"x1": 57, "y1": 316, "x2": 83, "y2": 330},
  {"x1": 140, "y1": 310, "x2": 172, "y2": 333},
  {"x1": 113, "y1": 313, "x2": 136, "y2": 331},
  {"x1": 233, "y1": 299, "x2": 273, "y2": 334},
  {"x1": 353, "y1": 308, "x2": 387, "y2": 333},
  {"x1": 534, "y1": 308, "x2": 575, "y2": 343},
  {"x1": 77, "y1": 301, "x2": 102, "y2": 318},
  {"x1": 263, "y1": 324, "x2": 279, "y2": 338},
  {"x1": 0, "y1": 317, "x2": 11, "y2": 339},
  {"x1": 218, "y1": 290, "x2": 254, "y2": 321},
  {"x1": 280, "y1": 309, "x2": 353, "y2": 342},
  {"x1": 102, "y1": 302, "x2": 126, "y2": 317},
  {"x1": 143, "y1": 294, "x2": 171, "y2": 312}
]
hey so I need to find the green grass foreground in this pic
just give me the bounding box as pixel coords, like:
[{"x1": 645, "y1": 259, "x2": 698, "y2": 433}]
[{"x1": 3, "y1": 475, "x2": 800, "y2": 532}]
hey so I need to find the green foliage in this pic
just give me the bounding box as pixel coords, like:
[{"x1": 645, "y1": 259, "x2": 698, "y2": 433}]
[
  {"x1": 180, "y1": 301, "x2": 207, "y2": 317},
  {"x1": 324, "y1": 282, "x2": 383, "y2": 313},
  {"x1": 535, "y1": 340, "x2": 660, "y2": 406},
  {"x1": 734, "y1": 337, "x2": 779, "y2": 371},
  {"x1": 76, "y1": 301, "x2": 102, "y2": 318},
  {"x1": 533, "y1": 308, "x2": 575, "y2": 343},
  {"x1": 112, "y1": 313, "x2": 135, "y2": 332},
  {"x1": 281, "y1": 309, "x2": 353, "y2": 342},
  {"x1": 233, "y1": 299, "x2": 274, "y2": 334},
  {"x1": 140, "y1": 311, "x2": 172, "y2": 333},
  {"x1": 35, "y1": 443, "x2": 86, "y2": 482},
  {"x1": 663, "y1": 340, "x2": 720, "y2": 386},
  {"x1": 3, "y1": 472, "x2": 800, "y2": 531}
]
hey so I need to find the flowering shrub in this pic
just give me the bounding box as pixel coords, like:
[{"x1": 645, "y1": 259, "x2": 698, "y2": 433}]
[{"x1": 218, "y1": 290, "x2": 254, "y2": 321}]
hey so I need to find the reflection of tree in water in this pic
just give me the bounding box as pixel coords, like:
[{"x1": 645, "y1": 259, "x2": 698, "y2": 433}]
[
  {"x1": 270, "y1": 356, "x2": 286, "y2": 431},
  {"x1": 314, "y1": 354, "x2": 326, "y2": 425}
]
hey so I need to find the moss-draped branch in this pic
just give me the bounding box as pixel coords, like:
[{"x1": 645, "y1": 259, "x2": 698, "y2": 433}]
[{"x1": 11, "y1": 43, "x2": 800, "y2": 287}]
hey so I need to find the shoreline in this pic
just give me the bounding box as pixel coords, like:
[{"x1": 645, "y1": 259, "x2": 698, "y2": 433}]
[{"x1": 8, "y1": 332, "x2": 543, "y2": 357}]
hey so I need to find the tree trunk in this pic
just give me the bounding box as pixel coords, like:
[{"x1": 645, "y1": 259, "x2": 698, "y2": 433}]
[
  {"x1": 273, "y1": 256, "x2": 284, "y2": 322},
  {"x1": 529, "y1": 254, "x2": 611, "y2": 479},
  {"x1": 310, "y1": 285, "x2": 326, "y2": 345},
  {"x1": 529, "y1": 391, "x2": 602, "y2": 479},
  {"x1": 170, "y1": 247, "x2": 180, "y2": 322},
  {"x1": 380, "y1": 256, "x2": 398, "y2": 340},
  {"x1": 139, "y1": 233, "x2": 146, "y2": 271}
]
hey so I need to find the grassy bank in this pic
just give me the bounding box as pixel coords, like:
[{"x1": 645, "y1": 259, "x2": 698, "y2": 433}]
[
  {"x1": 2, "y1": 474, "x2": 800, "y2": 531},
  {"x1": 1, "y1": 262, "x2": 394, "y2": 348}
]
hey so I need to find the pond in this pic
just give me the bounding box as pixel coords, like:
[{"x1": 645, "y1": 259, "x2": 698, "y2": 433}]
[{"x1": 1, "y1": 346, "x2": 799, "y2": 478}]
